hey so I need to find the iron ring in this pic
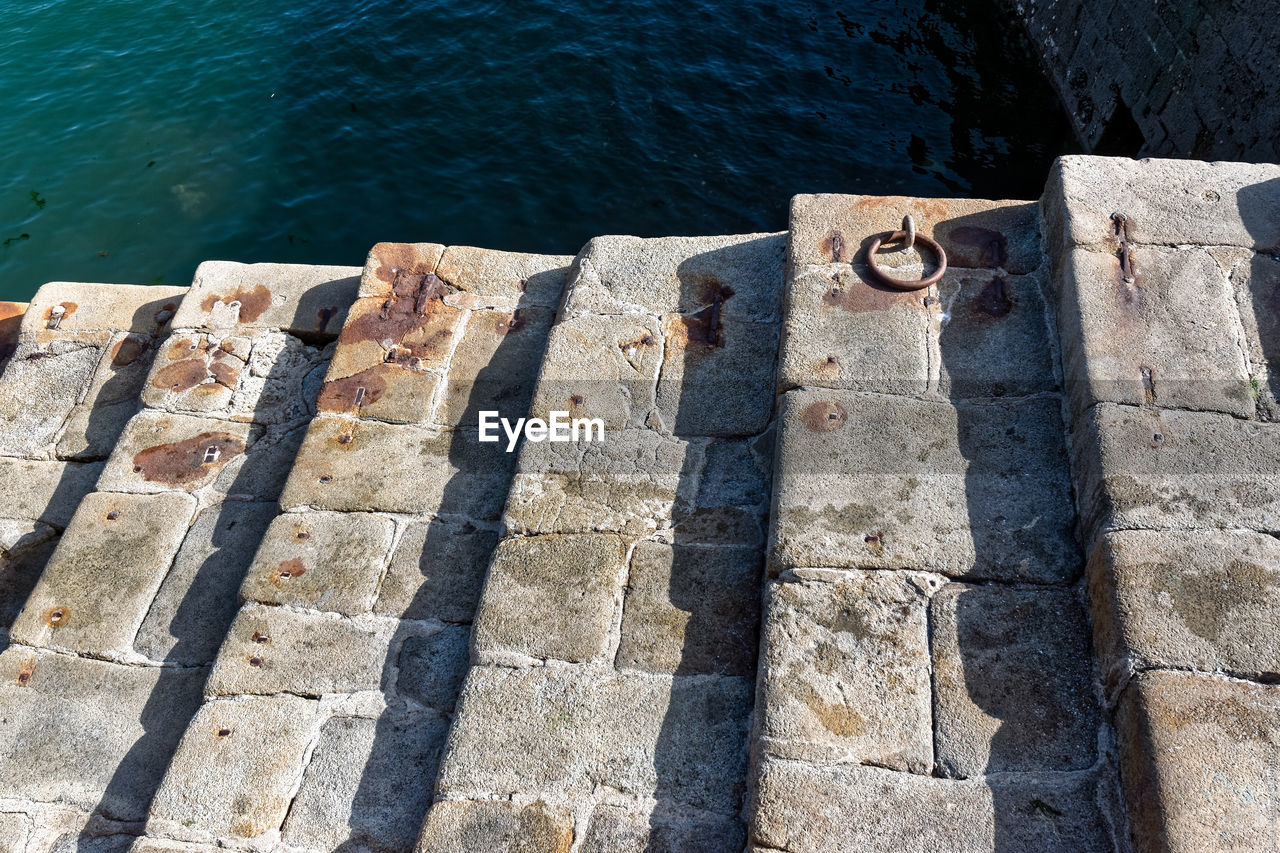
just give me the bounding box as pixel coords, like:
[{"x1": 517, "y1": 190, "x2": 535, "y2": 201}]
[{"x1": 865, "y1": 230, "x2": 947, "y2": 291}]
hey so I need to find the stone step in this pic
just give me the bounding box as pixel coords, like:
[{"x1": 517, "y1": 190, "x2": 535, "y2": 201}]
[
  {"x1": 1044, "y1": 156, "x2": 1280, "y2": 853},
  {"x1": 132, "y1": 243, "x2": 574, "y2": 852},
  {"x1": 0, "y1": 262, "x2": 359, "y2": 848},
  {"x1": 416, "y1": 232, "x2": 785, "y2": 851},
  {"x1": 748, "y1": 193, "x2": 1122, "y2": 853},
  {"x1": 0, "y1": 283, "x2": 187, "y2": 643}
]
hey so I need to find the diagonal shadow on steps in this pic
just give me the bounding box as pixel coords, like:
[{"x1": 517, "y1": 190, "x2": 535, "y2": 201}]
[
  {"x1": 326, "y1": 269, "x2": 565, "y2": 853},
  {"x1": 71, "y1": 300, "x2": 339, "y2": 845}
]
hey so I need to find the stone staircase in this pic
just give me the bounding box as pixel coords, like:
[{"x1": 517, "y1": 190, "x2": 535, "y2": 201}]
[{"x1": 1, "y1": 155, "x2": 1278, "y2": 853}]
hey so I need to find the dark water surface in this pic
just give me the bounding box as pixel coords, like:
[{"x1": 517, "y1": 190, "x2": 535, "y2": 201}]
[{"x1": 1, "y1": 0, "x2": 1072, "y2": 301}]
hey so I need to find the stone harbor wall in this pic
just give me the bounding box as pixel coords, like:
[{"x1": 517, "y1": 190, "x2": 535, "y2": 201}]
[
  {"x1": 1012, "y1": 0, "x2": 1280, "y2": 161},
  {"x1": 0, "y1": 155, "x2": 1278, "y2": 852}
]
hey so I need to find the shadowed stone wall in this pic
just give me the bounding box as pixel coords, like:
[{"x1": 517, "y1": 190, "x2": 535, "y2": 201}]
[{"x1": 1012, "y1": 0, "x2": 1280, "y2": 161}]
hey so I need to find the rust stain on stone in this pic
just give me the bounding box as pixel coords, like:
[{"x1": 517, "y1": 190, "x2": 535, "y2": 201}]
[
  {"x1": 44, "y1": 606, "x2": 70, "y2": 628},
  {"x1": 167, "y1": 337, "x2": 202, "y2": 359},
  {"x1": 16, "y1": 660, "x2": 34, "y2": 686},
  {"x1": 802, "y1": 400, "x2": 847, "y2": 432},
  {"x1": 821, "y1": 230, "x2": 850, "y2": 263},
  {"x1": 798, "y1": 682, "x2": 866, "y2": 737},
  {"x1": 272, "y1": 558, "x2": 306, "y2": 584},
  {"x1": 132, "y1": 431, "x2": 245, "y2": 485},
  {"x1": 317, "y1": 367, "x2": 389, "y2": 413},
  {"x1": 974, "y1": 276, "x2": 1013, "y2": 318},
  {"x1": 853, "y1": 196, "x2": 949, "y2": 222},
  {"x1": 339, "y1": 274, "x2": 461, "y2": 365},
  {"x1": 948, "y1": 226, "x2": 1008, "y2": 269},
  {"x1": 317, "y1": 306, "x2": 338, "y2": 331},
  {"x1": 208, "y1": 360, "x2": 239, "y2": 387},
  {"x1": 110, "y1": 336, "x2": 151, "y2": 367},
  {"x1": 372, "y1": 243, "x2": 434, "y2": 283},
  {"x1": 152, "y1": 359, "x2": 209, "y2": 392},
  {"x1": 201, "y1": 284, "x2": 272, "y2": 322},
  {"x1": 823, "y1": 272, "x2": 922, "y2": 315}
]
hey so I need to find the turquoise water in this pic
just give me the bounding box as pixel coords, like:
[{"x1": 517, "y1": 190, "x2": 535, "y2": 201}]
[{"x1": 0, "y1": 0, "x2": 1071, "y2": 301}]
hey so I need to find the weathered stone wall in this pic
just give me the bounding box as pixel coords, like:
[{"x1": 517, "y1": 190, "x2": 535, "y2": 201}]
[
  {"x1": 1013, "y1": 0, "x2": 1280, "y2": 161},
  {"x1": 1045, "y1": 155, "x2": 1280, "y2": 852}
]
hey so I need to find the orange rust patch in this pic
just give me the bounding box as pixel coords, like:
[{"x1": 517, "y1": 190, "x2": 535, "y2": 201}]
[
  {"x1": 16, "y1": 661, "x2": 34, "y2": 686},
  {"x1": 802, "y1": 400, "x2": 847, "y2": 432},
  {"x1": 816, "y1": 354, "x2": 841, "y2": 378},
  {"x1": 852, "y1": 196, "x2": 949, "y2": 223},
  {"x1": 372, "y1": 243, "x2": 435, "y2": 283},
  {"x1": 110, "y1": 336, "x2": 151, "y2": 367},
  {"x1": 317, "y1": 367, "x2": 390, "y2": 413},
  {"x1": 44, "y1": 606, "x2": 70, "y2": 628},
  {"x1": 132, "y1": 431, "x2": 245, "y2": 485},
  {"x1": 200, "y1": 284, "x2": 272, "y2": 322},
  {"x1": 273, "y1": 558, "x2": 306, "y2": 584},
  {"x1": 338, "y1": 284, "x2": 461, "y2": 364},
  {"x1": 208, "y1": 360, "x2": 239, "y2": 387},
  {"x1": 167, "y1": 337, "x2": 202, "y2": 358},
  {"x1": 152, "y1": 359, "x2": 209, "y2": 392},
  {"x1": 820, "y1": 230, "x2": 851, "y2": 263},
  {"x1": 46, "y1": 301, "x2": 78, "y2": 326}
]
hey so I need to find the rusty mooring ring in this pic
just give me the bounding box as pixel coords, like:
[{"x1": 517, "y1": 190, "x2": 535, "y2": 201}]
[{"x1": 865, "y1": 228, "x2": 947, "y2": 291}]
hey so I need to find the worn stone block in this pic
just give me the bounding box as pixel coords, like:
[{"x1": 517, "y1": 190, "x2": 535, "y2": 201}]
[
  {"x1": 170, "y1": 261, "x2": 359, "y2": 336},
  {"x1": 777, "y1": 266, "x2": 931, "y2": 395},
  {"x1": 0, "y1": 519, "x2": 57, "y2": 633},
  {"x1": 750, "y1": 757, "x2": 1118, "y2": 853},
  {"x1": 439, "y1": 305, "x2": 557, "y2": 427},
  {"x1": 138, "y1": 332, "x2": 248, "y2": 416},
  {"x1": 280, "y1": 416, "x2": 514, "y2": 518},
  {"x1": 674, "y1": 434, "x2": 771, "y2": 546},
  {"x1": 240, "y1": 510, "x2": 393, "y2": 614},
  {"x1": 1227, "y1": 247, "x2": 1280, "y2": 418},
  {"x1": 473, "y1": 534, "x2": 626, "y2": 664},
  {"x1": 655, "y1": 314, "x2": 778, "y2": 436},
  {"x1": 771, "y1": 390, "x2": 1078, "y2": 581},
  {"x1": 396, "y1": 624, "x2": 471, "y2": 712},
  {"x1": 435, "y1": 245, "x2": 572, "y2": 310},
  {"x1": 504, "y1": 429, "x2": 701, "y2": 537},
  {"x1": 0, "y1": 457, "x2": 103, "y2": 527},
  {"x1": 375, "y1": 516, "x2": 497, "y2": 624},
  {"x1": 57, "y1": 332, "x2": 163, "y2": 459},
  {"x1": 148, "y1": 694, "x2": 321, "y2": 841},
  {"x1": 318, "y1": 282, "x2": 463, "y2": 425},
  {"x1": 0, "y1": 648, "x2": 205, "y2": 820},
  {"x1": 11, "y1": 491, "x2": 196, "y2": 654},
  {"x1": 415, "y1": 800, "x2": 574, "y2": 853},
  {"x1": 1074, "y1": 402, "x2": 1280, "y2": 541},
  {"x1": 756, "y1": 573, "x2": 935, "y2": 772},
  {"x1": 437, "y1": 666, "x2": 752, "y2": 815},
  {"x1": 529, "y1": 313, "x2": 664, "y2": 431},
  {"x1": 133, "y1": 502, "x2": 275, "y2": 664},
  {"x1": 1090, "y1": 529, "x2": 1280, "y2": 685},
  {"x1": 930, "y1": 583, "x2": 1098, "y2": 777},
  {"x1": 21, "y1": 282, "x2": 185, "y2": 342},
  {"x1": 207, "y1": 603, "x2": 395, "y2": 696},
  {"x1": 1044, "y1": 155, "x2": 1280, "y2": 253},
  {"x1": 562, "y1": 233, "x2": 786, "y2": 322},
  {"x1": 936, "y1": 271, "x2": 1058, "y2": 398},
  {"x1": 282, "y1": 713, "x2": 449, "y2": 852},
  {"x1": 0, "y1": 342, "x2": 101, "y2": 456},
  {"x1": 208, "y1": 421, "x2": 308, "y2": 503},
  {"x1": 359, "y1": 242, "x2": 447, "y2": 298},
  {"x1": 790, "y1": 194, "x2": 1042, "y2": 276},
  {"x1": 1057, "y1": 245, "x2": 1254, "y2": 417},
  {"x1": 1117, "y1": 670, "x2": 1280, "y2": 853},
  {"x1": 96, "y1": 411, "x2": 255, "y2": 495},
  {"x1": 580, "y1": 806, "x2": 745, "y2": 853},
  {"x1": 616, "y1": 542, "x2": 760, "y2": 676}
]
